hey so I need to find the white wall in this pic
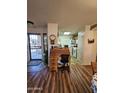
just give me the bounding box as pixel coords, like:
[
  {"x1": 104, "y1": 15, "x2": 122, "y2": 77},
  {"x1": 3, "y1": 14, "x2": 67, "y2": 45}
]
[
  {"x1": 77, "y1": 32, "x2": 84, "y2": 63},
  {"x1": 82, "y1": 26, "x2": 97, "y2": 65}
]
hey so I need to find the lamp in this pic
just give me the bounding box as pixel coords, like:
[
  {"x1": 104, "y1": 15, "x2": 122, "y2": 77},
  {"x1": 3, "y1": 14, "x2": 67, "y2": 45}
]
[{"x1": 88, "y1": 38, "x2": 94, "y2": 43}]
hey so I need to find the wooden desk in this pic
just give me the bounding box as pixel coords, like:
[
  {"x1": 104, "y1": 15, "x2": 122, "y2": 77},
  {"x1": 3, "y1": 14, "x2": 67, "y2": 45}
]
[{"x1": 50, "y1": 48, "x2": 70, "y2": 72}]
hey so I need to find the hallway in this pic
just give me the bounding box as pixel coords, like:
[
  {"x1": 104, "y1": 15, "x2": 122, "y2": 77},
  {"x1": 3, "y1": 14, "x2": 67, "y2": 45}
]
[{"x1": 27, "y1": 63, "x2": 93, "y2": 93}]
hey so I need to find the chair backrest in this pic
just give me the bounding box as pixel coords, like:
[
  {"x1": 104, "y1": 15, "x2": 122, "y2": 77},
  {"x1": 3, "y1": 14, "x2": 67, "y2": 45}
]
[
  {"x1": 64, "y1": 45, "x2": 68, "y2": 48},
  {"x1": 60, "y1": 54, "x2": 70, "y2": 64}
]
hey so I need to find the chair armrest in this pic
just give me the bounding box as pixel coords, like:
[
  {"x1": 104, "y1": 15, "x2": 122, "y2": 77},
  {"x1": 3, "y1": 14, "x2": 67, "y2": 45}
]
[{"x1": 91, "y1": 61, "x2": 97, "y2": 74}]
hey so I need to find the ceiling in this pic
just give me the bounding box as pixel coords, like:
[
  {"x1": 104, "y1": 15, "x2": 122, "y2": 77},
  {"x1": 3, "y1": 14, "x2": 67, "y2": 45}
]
[{"x1": 27, "y1": 0, "x2": 97, "y2": 32}]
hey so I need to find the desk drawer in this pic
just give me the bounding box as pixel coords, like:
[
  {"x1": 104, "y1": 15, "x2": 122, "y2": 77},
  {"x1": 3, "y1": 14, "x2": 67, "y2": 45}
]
[
  {"x1": 50, "y1": 62, "x2": 57, "y2": 65},
  {"x1": 50, "y1": 66, "x2": 57, "y2": 71}
]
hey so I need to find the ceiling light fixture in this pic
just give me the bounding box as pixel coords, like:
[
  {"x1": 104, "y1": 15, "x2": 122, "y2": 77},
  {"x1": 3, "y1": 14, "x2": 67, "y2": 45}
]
[{"x1": 64, "y1": 32, "x2": 71, "y2": 35}]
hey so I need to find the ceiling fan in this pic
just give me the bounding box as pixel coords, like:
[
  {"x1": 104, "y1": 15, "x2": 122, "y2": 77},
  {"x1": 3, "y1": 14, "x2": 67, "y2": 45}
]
[
  {"x1": 90, "y1": 24, "x2": 97, "y2": 30},
  {"x1": 27, "y1": 20, "x2": 34, "y2": 25},
  {"x1": 27, "y1": 20, "x2": 34, "y2": 27}
]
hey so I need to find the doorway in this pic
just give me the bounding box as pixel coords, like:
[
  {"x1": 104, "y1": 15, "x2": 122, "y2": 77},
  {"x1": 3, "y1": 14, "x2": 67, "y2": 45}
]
[{"x1": 28, "y1": 33, "x2": 42, "y2": 60}]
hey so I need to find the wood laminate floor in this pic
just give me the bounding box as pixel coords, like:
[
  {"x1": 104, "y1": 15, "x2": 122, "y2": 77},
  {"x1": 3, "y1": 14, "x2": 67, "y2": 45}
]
[{"x1": 27, "y1": 64, "x2": 93, "y2": 93}]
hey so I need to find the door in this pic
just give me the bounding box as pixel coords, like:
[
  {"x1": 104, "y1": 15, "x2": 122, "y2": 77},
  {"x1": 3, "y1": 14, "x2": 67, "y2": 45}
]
[{"x1": 28, "y1": 33, "x2": 42, "y2": 60}]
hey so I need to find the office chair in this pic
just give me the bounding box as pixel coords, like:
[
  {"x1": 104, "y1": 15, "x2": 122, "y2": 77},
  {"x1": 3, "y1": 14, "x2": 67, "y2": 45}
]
[{"x1": 58, "y1": 54, "x2": 70, "y2": 72}]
